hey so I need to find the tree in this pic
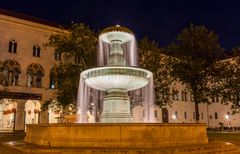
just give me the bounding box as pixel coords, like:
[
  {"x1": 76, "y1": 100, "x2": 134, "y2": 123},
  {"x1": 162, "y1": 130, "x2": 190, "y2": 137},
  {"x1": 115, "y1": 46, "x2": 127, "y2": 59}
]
[
  {"x1": 213, "y1": 48, "x2": 240, "y2": 113},
  {"x1": 138, "y1": 37, "x2": 172, "y2": 107},
  {"x1": 165, "y1": 24, "x2": 224, "y2": 122},
  {"x1": 46, "y1": 23, "x2": 98, "y2": 112}
]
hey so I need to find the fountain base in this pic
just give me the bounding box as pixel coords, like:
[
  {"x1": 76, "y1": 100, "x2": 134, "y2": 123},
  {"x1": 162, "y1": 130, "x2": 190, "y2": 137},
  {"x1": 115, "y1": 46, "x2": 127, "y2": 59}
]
[
  {"x1": 100, "y1": 92, "x2": 133, "y2": 123},
  {"x1": 24, "y1": 123, "x2": 208, "y2": 148}
]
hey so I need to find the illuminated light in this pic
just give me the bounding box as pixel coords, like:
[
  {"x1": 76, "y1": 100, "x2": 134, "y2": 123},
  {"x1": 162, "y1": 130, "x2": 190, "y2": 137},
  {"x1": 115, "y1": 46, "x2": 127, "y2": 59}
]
[
  {"x1": 116, "y1": 24, "x2": 120, "y2": 27},
  {"x1": 225, "y1": 115, "x2": 230, "y2": 119},
  {"x1": 172, "y1": 115, "x2": 176, "y2": 119},
  {"x1": 51, "y1": 84, "x2": 55, "y2": 89}
]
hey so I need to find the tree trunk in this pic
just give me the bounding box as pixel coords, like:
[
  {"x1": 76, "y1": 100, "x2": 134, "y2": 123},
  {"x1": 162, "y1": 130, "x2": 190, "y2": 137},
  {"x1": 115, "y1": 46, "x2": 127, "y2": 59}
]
[
  {"x1": 195, "y1": 101, "x2": 200, "y2": 123},
  {"x1": 191, "y1": 83, "x2": 200, "y2": 123}
]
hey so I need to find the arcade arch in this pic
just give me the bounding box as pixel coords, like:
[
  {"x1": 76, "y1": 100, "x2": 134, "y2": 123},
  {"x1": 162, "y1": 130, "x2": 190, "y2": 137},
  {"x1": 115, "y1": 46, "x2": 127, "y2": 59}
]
[{"x1": 25, "y1": 100, "x2": 41, "y2": 125}]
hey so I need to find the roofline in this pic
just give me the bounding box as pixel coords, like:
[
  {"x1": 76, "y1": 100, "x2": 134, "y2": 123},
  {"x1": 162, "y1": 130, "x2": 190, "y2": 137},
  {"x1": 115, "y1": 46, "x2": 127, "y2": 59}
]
[{"x1": 0, "y1": 8, "x2": 68, "y2": 29}]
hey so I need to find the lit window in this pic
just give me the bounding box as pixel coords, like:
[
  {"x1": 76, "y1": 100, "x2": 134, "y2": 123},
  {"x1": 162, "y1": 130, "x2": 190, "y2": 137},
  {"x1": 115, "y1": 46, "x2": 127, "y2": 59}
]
[
  {"x1": 49, "y1": 68, "x2": 59, "y2": 89},
  {"x1": 49, "y1": 72, "x2": 55, "y2": 89}
]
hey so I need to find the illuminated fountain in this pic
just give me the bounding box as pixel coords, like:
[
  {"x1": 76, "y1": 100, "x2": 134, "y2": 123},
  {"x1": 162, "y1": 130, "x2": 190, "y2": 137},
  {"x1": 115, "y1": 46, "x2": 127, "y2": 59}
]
[
  {"x1": 23, "y1": 26, "x2": 208, "y2": 151},
  {"x1": 77, "y1": 25, "x2": 154, "y2": 123}
]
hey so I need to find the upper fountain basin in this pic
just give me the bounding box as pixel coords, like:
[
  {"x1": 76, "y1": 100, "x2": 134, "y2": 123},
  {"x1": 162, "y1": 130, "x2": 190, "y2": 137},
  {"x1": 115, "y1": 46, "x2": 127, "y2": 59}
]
[
  {"x1": 100, "y1": 25, "x2": 134, "y2": 43},
  {"x1": 81, "y1": 67, "x2": 152, "y2": 92}
]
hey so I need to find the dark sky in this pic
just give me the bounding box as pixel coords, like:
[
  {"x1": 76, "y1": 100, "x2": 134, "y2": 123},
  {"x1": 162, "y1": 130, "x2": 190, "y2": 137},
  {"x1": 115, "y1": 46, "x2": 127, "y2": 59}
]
[{"x1": 1, "y1": 0, "x2": 240, "y2": 50}]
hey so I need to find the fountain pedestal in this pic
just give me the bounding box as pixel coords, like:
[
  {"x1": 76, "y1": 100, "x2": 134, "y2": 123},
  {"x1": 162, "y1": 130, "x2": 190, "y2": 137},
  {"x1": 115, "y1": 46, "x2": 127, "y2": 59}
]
[{"x1": 101, "y1": 92, "x2": 132, "y2": 123}]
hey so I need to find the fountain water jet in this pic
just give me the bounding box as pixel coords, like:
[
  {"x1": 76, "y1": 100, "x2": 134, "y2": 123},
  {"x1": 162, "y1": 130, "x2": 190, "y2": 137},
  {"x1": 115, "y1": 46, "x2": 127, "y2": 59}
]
[{"x1": 78, "y1": 25, "x2": 154, "y2": 123}]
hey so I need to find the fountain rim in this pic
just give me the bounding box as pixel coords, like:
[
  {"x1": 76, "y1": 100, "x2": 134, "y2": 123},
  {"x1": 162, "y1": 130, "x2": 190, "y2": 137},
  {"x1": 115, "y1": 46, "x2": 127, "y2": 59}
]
[
  {"x1": 99, "y1": 31, "x2": 134, "y2": 44},
  {"x1": 81, "y1": 66, "x2": 153, "y2": 79},
  {"x1": 80, "y1": 66, "x2": 153, "y2": 91},
  {"x1": 100, "y1": 25, "x2": 133, "y2": 35}
]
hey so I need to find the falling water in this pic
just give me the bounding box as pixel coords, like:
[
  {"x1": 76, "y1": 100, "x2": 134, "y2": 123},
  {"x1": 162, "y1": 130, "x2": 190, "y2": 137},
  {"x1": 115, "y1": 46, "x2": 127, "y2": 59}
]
[
  {"x1": 129, "y1": 37, "x2": 138, "y2": 66},
  {"x1": 77, "y1": 26, "x2": 154, "y2": 123},
  {"x1": 98, "y1": 39, "x2": 104, "y2": 66}
]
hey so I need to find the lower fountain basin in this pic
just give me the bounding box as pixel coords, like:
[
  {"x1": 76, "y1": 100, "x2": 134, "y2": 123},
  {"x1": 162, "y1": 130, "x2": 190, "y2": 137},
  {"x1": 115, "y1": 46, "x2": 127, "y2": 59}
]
[
  {"x1": 81, "y1": 66, "x2": 152, "y2": 92},
  {"x1": 25, "y1": 123, "x2": 208, "y2": 148}
]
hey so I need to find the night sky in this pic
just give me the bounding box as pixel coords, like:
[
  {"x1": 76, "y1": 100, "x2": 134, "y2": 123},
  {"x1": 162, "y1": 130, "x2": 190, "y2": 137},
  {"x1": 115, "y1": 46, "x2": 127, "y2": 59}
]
[{"x1": 1, "y1": 0, "x2": 240, "y2": 50}]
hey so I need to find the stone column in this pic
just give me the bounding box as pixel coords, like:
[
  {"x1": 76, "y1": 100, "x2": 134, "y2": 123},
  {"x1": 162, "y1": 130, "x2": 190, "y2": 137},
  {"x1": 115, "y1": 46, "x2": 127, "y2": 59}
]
[
  {"x1": 14, "y1": 99, "x2": 26, "y2": 132},
  {"x1": 40, "y1": 109, "x2": 49, "y2": 124}
]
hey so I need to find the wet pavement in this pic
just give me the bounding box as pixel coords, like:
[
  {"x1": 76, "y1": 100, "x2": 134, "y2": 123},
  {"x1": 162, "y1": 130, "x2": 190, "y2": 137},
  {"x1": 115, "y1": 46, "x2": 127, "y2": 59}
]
[{"x1": 0, "y1": 132, "x2": 25, "y2": 154}]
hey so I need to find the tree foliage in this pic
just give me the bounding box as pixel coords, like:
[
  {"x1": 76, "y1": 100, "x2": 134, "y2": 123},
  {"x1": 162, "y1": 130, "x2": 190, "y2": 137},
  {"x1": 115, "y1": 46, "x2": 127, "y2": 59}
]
[
  {"x1": 138, "y1": 37, "x2": 172, "y2": 107},
  {"x1": 46, "y1": 23, "x2": 98, "y2": 111},
  {"x1": 212, "y1": 48, "x2": 240, "y2": 113},
  {"x1": 165, "y1": 24, "x2": 224, "y2": 121}
]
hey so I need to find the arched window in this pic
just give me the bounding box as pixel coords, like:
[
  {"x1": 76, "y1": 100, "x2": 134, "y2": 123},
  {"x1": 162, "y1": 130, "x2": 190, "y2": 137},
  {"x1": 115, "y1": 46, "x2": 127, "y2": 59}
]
[
  {"x1": 2, "y1": 60, "x2": 21, "y2": 86},
  {"x1": 49, "y1": 72, "x2": 55, "y2": 89},
  {"x1": 27, "y1": 70, "x2": 33, "y2": 87},
  {"x1": 27, "y1": 64, "x2": 44, "y2": 88},
  {"x1": 35, "y1": 70, "x2": 43, "y2": 87},
  {"x1": 33, "y1": 45, "x2": 41, "y2": 57},
  {"x1": 2, "y1": 66, "x2": 9, "y2": 85},
  {"x1": 49, "y1": 67, "x2": 59, "y2": 89},
  {"x1": 8, "y1": 40, "x2": 17, "y2": 53},
  {"x1": 12, "y1": 68, "x2": 20, "y2": 86}
]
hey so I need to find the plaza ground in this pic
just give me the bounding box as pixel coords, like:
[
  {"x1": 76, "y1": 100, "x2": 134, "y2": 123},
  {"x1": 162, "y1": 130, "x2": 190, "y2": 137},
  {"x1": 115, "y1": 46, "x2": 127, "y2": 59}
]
[
  {"x1": 1, "y1": 131, "x2": 240, "y2": 154},
  {"x1": 0, "y1": 132, "x2": 25, "y2": 153}
]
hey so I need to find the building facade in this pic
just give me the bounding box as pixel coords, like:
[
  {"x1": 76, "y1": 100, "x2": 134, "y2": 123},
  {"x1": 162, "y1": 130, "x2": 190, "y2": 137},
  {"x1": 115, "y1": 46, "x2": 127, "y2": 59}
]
[
  {"x1": 0, "y1": 10, "x2": 239, "y2": 132},
  {"x1": 0, "y1": 10, "x2": 62, "y2": 131}
]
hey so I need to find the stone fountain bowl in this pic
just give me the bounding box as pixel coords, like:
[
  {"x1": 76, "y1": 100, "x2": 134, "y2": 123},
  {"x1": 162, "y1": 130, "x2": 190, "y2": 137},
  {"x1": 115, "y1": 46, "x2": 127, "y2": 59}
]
[{"x1": 81, "y1": 66, "x2": 152, "y2": 92}]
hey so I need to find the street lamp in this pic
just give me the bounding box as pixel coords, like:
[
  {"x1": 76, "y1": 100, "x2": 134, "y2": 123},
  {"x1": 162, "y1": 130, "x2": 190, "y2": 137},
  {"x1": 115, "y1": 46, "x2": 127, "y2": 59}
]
[
  {"x1": 172, "y1": 114, "x2": 176, "y2": 123},
  {"x1": 225, "y1": 114, "x2": 230, "y2": 129}
]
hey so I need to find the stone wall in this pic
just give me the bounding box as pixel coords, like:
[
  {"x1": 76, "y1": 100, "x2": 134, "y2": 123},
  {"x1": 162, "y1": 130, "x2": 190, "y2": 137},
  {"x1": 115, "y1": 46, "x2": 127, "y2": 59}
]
[{"x1": 25, "y1": 123, "x2": 208, "y2": 148}]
